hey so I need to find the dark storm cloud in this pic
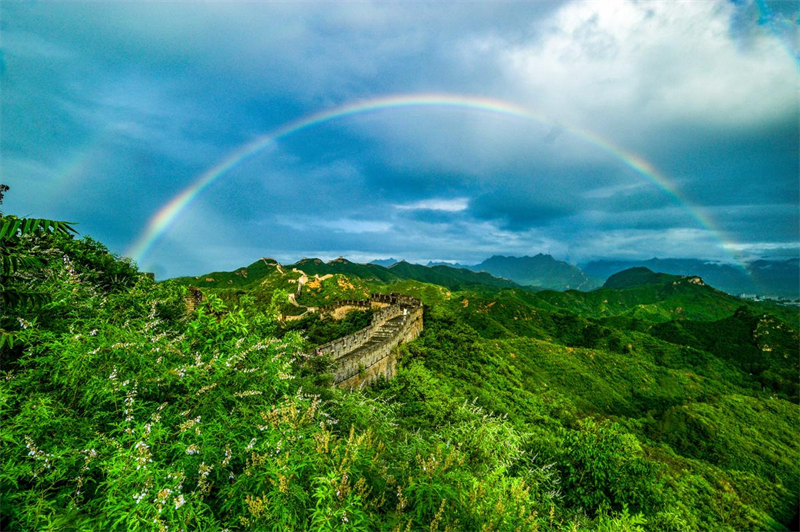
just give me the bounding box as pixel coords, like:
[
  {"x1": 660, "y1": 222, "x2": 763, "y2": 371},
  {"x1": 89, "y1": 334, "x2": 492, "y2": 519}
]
[{"x1": 470, "y1": 188, "x2": 578, "y2": 229}]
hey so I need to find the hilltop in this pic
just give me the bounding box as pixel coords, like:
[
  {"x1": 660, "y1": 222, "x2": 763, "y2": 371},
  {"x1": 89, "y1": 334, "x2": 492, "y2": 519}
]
[{"x1": 584, "y1": 257, "x2": 800, "y2": 298}]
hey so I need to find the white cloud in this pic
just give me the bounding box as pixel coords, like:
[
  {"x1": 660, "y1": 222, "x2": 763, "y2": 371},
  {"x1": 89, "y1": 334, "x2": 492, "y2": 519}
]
[
  {"x1": 481, "y1": 0, "x2": 796, "y2": 135},
  {"x1": 326, "y1": 219, "x2": 393, "y2": 234},
  {"x1": 394, "y1": 197, "x2": 469, "y2": 212},
  {"x1": 274, "y1": 215, "x2": 391, "y2": 234}
]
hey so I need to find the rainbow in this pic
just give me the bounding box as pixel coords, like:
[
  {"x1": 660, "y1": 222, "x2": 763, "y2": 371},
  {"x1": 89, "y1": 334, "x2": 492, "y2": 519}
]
[{"x1": 126, "y1": 93, "x2": 740, "y2": 265}]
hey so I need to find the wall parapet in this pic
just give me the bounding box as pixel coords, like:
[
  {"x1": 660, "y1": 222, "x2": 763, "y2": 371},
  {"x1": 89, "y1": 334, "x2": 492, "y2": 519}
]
[
  {"x1": 318, "y1": 299, "x2": 371, "y2": 317},
  {"x1": 310, "y1": 293, "x2": 423, "y2": 387}
]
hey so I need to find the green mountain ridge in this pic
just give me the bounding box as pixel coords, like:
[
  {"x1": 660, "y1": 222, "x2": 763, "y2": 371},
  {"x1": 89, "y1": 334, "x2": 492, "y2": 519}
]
[
  {"x1": 173, "y1": 259, "x2": 799, "y2": 329},
  {"x1": 602, "y1": 266, "x2": 685, "y2": 289},
  {"x1": 585, "y1": 257, "x2": 800, "y2": 298},
  {"x1": 531, "y1": 266, "x2": 800, "y2": 325},
  {"x1": 172, "y1": 256, "x2": 523, "y2": 291}
]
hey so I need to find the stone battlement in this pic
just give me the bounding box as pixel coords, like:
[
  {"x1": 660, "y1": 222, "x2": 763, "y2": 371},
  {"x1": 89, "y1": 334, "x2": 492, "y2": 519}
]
[
  {"x1": 318, "y1": 299, "x2": 372, "y2": 320},
  {"x1": 312, "y1": 293, "x2": 423, "y2": 388},
  {"x1": 317, "y1": 292, "x2": 420, "y2": 318}
]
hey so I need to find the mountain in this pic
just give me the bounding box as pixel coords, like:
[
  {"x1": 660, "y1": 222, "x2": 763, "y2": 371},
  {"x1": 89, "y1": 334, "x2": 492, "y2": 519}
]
[
  {"x1": 170, "y1": 256, "x2": 523, "y2": 292},
  {"x1": 170, "y1": 257, "x2": 283, "y2": 288},
  {"x1": 388, "y1": 260, "x2": 520, "y2": 290},
  {"x1": 583, "y1": 257, "x2": 799, "y2": 298},
  {"x1": 426, "y1": 260, "x2": 468, "y2": 268},
  {"x1": 370, "y1": 257, "x2": 400, "y2": 267},
  {"x1": 531, "y1": 267, "x2": 797, "y2": 323},
  {"x1": 602, "y1": 266, "x2": 679, "y2": 289},
  {"x1": 289, "y1": 257, "x2": 398, "y2": 282},
  {"x1": 470, "y1": 254, "x2": 602, "y2": 291}
]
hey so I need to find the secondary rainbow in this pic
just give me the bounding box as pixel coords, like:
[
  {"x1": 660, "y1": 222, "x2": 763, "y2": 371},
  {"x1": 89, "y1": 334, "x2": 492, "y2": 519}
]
[{"x1": 126, "y1": 93, "x2": 737, "y2": 264}]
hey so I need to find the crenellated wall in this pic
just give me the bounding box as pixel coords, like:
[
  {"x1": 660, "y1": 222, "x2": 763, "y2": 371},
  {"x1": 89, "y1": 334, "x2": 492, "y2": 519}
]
[
  {"x1": 318, "y1": 299, "x2": 371, "y2": 320},
  {"x1": 311, "y1": 293, "x2": 423, "y2": 388}
]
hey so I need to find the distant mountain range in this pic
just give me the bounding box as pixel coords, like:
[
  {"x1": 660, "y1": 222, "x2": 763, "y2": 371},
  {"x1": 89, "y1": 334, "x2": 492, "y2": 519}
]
[
  {"x1": 468, "y1": 254, "x2": 601, "y2": 291},
  {"x1": 178, "y1": 254, "x2": 799, "y2": 298},
  {"x1": 369, "y1": 258, "x2": 400, "y2": 268},
  {"x1": 371, "y1": 254, "x2": 598, "y2": 291},
  {"x1": 376, "y1": 255, "x2": 799, "y2": 297}
]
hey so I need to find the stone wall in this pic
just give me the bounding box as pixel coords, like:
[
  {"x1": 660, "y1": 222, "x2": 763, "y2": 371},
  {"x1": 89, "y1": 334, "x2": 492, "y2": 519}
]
[
  {"x1": 319, "y1": 299, "x2": 371, "y2": 320},
  {"x1": 317, "y1": 292, "x2": 414, "y2": 319},
  {"x1": 310, "y1": 293, "x2": 423, "y2": 388},
  {"x1": 337, "y1": 351, "x2": 398, "y2": 389},
  {"x1": 335, "y1": 305, "x2": 423, "y2": 388},
  {"x1": 315, "y1": 294, "x2": 418, "y2": 358},
  {"x1": 185, "y1": 287, "x2": 205, "y2": 314}
]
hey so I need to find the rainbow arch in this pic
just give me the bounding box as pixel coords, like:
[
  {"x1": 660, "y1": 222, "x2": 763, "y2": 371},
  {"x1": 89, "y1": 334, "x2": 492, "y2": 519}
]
[{"x1": 126, "y1": 93, "x2": 738, "y2": 265}]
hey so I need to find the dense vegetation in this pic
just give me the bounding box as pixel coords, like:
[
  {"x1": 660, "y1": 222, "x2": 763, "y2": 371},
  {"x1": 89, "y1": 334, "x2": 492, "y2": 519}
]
[{"x1": 2, "y1": 211, "x2": 798, "y2": 531}]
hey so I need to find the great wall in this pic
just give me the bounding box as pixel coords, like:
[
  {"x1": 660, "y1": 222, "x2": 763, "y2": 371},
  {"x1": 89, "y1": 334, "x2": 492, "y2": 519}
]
[
  {"x1": 186, "y1": 287, "x2": 423, "y2": 389},
  {"x1": 312, "y1": 293, "x2": 423, "y2": 389}
]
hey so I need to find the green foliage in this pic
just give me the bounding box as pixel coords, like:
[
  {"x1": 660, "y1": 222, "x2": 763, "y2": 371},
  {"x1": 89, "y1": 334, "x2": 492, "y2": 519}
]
[
  {"x1": 651, "y1": 307, "x2": 800, "y2": 401},
  {"x1": 284, "y1": 309, "x2": 374, "y2": 346},
  {"x1": 2, "y1": 207, "x2": 798, "y2": 531},
  {"x1": 557, "y1": 419, "x2": 664, "y2": 514},
  {"x1": 0, "y1": 210, "x2": 78, "y2": 350},
  {"x1": 0, "y1": 219, "x2": 565, "y2": 531},
  {"x1": 591, "y1": 504, "x2": 648, "y2": 532},
  {"x1": 0, "y1": 216, "x2": 76, "y2": 242},
  {"x1": 375, "y1": 290, "x2": 798, "y2": 531}
]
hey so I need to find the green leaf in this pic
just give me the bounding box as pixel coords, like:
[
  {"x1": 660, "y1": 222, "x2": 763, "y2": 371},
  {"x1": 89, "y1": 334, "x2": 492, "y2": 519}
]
[{"x1": 0, "y1": 329, "x2": 14, "y2": 350}]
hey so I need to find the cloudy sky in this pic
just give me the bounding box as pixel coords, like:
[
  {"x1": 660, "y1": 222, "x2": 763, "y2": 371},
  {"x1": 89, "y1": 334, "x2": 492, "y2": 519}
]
[{"x1": 3, "y1": 0, "x2": 798, "y2": 278}]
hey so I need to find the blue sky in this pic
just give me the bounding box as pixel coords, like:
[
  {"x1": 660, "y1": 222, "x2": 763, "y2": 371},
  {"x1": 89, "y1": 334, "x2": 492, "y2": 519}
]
[{"x1": 3, "y1": 0, "x2": 798, "y2": 279}]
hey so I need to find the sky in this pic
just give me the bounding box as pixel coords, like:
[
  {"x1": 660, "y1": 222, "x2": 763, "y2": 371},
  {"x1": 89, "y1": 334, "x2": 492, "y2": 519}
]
[{"x1": 2, "y1": 0, "x2": 798, "y2": 279}]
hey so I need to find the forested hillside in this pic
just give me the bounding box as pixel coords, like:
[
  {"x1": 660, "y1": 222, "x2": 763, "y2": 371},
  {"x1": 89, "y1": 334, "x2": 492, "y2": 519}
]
[
  {"x1": 2, "y1": 219, "x2": 799, "y2": 531},
  {"x1": 583, "y1": 258, "x2": 800, "y2": 299}
]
